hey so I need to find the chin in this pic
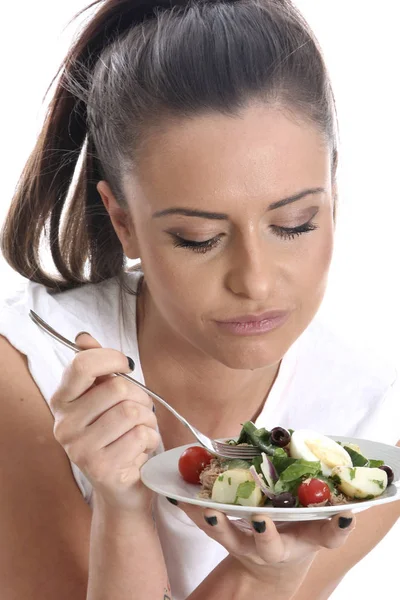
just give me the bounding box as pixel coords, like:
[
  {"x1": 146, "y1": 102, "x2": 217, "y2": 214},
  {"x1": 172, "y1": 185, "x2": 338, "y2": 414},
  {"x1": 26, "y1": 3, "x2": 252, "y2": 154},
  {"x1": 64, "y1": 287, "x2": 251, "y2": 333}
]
[{"x1": 209, "y1": 345, "x2": 285, "y2": 371}]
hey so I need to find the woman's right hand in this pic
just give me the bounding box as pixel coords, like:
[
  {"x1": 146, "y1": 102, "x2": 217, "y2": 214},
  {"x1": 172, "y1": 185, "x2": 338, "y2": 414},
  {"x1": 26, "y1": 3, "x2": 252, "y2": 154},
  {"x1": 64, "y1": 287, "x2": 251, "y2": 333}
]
[{"x1": 50, "y1": 332, "x2": 160, "y2": 513}]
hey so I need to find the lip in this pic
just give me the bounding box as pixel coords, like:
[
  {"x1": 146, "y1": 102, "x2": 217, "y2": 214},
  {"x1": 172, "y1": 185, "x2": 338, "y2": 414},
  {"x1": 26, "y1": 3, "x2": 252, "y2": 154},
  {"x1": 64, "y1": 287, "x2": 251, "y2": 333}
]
[
  {"x1": 214, "y1": 310, "x2": 290, "y2": 336},
  {"x1": 217, "y1": 310, "x2": 289, "y2": 324}
]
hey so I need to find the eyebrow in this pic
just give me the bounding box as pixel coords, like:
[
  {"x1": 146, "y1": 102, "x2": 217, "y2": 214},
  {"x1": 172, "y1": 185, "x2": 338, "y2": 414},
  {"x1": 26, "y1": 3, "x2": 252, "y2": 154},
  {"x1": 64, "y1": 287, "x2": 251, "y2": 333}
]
[{"x1": 152, "y1": 187, "x2": 326, "y2": 220}]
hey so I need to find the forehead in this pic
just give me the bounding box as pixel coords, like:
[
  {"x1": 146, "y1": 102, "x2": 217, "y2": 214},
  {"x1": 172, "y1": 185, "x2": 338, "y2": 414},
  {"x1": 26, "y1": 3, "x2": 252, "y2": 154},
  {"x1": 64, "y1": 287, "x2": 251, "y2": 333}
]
[{"x1": 125, "y1": 103, "x2": 331, "y2": 211}]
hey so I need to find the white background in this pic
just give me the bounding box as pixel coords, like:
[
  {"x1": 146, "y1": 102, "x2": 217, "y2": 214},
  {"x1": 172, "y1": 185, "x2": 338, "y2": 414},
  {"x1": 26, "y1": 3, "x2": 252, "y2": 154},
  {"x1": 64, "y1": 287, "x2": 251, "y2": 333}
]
[{"x1": 0, "y1": 1, "x2": 399, "y2": 598}]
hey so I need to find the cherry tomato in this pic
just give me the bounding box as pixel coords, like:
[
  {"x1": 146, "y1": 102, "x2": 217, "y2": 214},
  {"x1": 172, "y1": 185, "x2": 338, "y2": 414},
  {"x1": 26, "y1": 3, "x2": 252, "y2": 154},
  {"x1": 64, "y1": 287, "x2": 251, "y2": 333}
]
[
  {"x1": 297, "y1": 478, "x2": 331, "y2": 507},
  {"x1": 178, "y1": 446, "x2": 214, "y2": 484}
]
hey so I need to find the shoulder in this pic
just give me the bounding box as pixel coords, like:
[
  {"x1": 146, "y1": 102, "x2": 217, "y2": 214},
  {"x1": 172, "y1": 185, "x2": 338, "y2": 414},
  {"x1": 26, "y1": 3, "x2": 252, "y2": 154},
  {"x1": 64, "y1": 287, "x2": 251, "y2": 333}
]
[
  {"x1": 0, "y1": 270, "x2": 142, "y2": 401},
  {"x1": 0, "y1": 269, "x2": 142, "y2": 346}
]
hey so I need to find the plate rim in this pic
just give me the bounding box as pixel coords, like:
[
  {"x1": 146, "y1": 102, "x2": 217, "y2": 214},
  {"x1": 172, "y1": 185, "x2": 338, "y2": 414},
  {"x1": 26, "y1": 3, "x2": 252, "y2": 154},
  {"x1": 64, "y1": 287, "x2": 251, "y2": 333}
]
[{"x1": 141, "y1": 435, "x2": 400, "y2": 517}]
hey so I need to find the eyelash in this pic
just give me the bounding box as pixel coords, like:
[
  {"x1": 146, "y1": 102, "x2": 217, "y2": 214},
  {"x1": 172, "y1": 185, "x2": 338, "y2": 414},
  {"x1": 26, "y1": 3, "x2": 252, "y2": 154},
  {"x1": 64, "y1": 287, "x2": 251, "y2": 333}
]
[
  {"x1": 271, "y1": 220, "x2": 318, "y2": 240},
  {"x1": 171, "y1": 220, "x2": 318, "y2": 253},
  {"x1": 172, "y1": 236, "x2": 222, "y2": 254}
]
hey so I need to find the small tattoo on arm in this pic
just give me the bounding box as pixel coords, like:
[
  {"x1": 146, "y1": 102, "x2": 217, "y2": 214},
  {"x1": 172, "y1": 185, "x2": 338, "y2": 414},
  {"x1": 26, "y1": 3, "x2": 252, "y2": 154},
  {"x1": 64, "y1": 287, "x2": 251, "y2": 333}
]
[{"x1": 163, "y1": 582, "x2": 172, "y2": 599}]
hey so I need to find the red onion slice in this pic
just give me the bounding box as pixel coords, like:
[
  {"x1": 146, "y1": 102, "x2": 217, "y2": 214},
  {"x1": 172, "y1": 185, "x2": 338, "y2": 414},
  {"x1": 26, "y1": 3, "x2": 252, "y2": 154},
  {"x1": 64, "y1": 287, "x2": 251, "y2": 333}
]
[{"x1": 249, "y1": 465, "x2": 276, "y2": 499}]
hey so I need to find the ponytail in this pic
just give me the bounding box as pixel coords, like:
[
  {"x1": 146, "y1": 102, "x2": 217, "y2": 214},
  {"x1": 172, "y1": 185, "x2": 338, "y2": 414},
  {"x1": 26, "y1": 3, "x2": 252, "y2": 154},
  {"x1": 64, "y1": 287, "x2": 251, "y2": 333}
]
[{"x1": 1, "y1": 0, "x2": 168, "y2": 290}]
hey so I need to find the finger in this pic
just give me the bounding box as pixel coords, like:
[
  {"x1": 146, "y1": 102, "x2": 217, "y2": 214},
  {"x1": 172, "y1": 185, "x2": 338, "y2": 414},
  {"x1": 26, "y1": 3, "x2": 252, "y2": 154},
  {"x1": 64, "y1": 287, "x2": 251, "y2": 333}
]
[
  {"x1": 102, "y1": 425, "x2": 160, "y2": 464},
  {"x1": 52, "y1": 347, "x2": 134, "y2": 406},
  {"x1": 296, "y1": 511, "x2": 355, "y2": 551},
  {"x1": 137, "y1": 452, "x2": 150, "y2": 470},
  {"x1": 179, "y1": 505, "x2": 254, "y2": 557},
  {"x1": 86, "y1": 402, "x2": 157, "y2": 449},
  {"x1": 75, "y1": 331, "x2": 102, "y2": 350},
  {"x1": 54, "y1": 374, "x2": 152, "y2": 428},
  {"x1": 250, "y1": 515, "x2": 287, "y2": 563},
  {"x1": 75, "y1": 332, "x2": 113, "y2": 386},
  {"x1": 71, "y1": 431, "x2": 159, "y2": 492},
  {"x1": 75, "y1": 333, "x2": 135, "y2": 377},
  {"x1": 318, "y1": 512, "x2": 356, "y2": 549}
]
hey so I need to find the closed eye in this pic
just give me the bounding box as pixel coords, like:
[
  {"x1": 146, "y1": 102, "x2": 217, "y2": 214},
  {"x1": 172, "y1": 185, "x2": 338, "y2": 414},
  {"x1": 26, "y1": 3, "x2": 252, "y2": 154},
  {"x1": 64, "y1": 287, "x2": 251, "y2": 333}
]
[
  {"x1": 271, "y1": 220, "x2": 318, "y2": 240},
  {"x1": 170, "y1": 234, "x2": 223, "y2": 253},
  {"x1": 169, "y1": 218, "x2": 318, "y2": 253}
]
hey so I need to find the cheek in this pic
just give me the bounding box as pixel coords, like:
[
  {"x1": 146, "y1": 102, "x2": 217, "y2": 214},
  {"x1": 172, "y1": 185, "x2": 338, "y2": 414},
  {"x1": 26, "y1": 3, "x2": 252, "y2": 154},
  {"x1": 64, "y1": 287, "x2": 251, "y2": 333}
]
[
  {"x1": 140, "y1": 245, "x2": 208, "y2": 322},
  {"x1": 295, "y1": 226, "x2": 334, "y2": 299}
]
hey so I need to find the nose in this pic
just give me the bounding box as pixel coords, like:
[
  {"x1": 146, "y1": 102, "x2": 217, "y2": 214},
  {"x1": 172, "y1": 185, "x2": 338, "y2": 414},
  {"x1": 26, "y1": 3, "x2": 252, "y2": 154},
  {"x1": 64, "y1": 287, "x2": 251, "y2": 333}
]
[{"x1": 225, "y1": 232, "x2": 275, "y2": 301}]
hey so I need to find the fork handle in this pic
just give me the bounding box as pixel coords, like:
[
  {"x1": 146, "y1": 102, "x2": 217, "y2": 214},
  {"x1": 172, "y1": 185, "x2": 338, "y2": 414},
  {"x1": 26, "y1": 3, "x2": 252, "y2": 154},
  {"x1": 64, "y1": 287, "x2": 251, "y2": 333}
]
[{"x1": 116, "y1": 371, "x2": 193, "y2": 430}]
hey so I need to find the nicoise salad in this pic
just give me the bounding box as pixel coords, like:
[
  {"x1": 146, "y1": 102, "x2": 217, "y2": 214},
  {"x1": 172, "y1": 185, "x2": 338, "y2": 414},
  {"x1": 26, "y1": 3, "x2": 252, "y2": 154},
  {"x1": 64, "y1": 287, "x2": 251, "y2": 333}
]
[{"x1": 178, "y1": 422, "x2": 395, "y2": 508}]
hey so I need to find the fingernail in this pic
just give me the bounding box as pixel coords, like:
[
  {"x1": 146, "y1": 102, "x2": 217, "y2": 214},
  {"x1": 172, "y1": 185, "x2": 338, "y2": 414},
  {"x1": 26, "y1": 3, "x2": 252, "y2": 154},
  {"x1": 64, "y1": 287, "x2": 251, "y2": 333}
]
[
  {"x1": 126, "y1": 356, "x2": 135, "y2": 371},
  {"x1": 75, "y1": 331, "x2": 91, "y2": 340},
  {"x1": 205, "y1": 515, "x2": 218, "y2": 526},
  {"x1": 338, "y1": 517, "x2": 353, "y2": 529},
  {"x1": 166, "y1": 497, "x2": 178, "y2": 506},
  {"x1": 252, "y1": 520, "x2": 266, "y2": 533}
]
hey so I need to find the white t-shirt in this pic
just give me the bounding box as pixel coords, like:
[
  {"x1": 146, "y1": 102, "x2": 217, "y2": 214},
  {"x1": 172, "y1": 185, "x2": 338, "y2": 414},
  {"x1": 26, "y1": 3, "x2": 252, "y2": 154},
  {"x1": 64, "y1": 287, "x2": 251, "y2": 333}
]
[{"x1": 0, "y1": 270, "x2": 398, "y2": 599}]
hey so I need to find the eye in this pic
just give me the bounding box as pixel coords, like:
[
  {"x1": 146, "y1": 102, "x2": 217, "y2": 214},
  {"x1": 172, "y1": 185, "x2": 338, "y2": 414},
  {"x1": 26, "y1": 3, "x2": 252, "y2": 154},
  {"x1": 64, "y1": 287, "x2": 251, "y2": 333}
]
[
  {"x1": 271, "y1": 220, "x2": 318, "y2": 240},
  {"x1": 171, "y1": 234, "x2": 223, "y2": 253}
]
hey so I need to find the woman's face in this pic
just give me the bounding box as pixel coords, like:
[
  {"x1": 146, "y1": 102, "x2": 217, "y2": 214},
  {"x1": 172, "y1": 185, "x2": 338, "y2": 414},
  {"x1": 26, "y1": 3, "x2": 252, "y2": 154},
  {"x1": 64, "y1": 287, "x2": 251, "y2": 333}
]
[{"x1": 120, "y1": 103, "x2": 335, "y2": 370}]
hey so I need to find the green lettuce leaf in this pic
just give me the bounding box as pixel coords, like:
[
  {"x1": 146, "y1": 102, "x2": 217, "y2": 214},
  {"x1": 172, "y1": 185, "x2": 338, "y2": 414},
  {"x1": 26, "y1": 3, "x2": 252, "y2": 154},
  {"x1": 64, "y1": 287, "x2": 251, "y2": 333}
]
[
  {"x1": 235, "y1": 481, "x2": 256, "y2": 500},
  {"x1": 344, "y1": 446, "x2": 369, "y2": 467},
  {"x1": 221, "y1": 458, "x2": 251, "y2": 470},
  {"x1": 368, "y1": 459, "x2": 384, "y2": 468},
  {"x1": 279, "y1": 460, "x2": 321, "y2": 483}
]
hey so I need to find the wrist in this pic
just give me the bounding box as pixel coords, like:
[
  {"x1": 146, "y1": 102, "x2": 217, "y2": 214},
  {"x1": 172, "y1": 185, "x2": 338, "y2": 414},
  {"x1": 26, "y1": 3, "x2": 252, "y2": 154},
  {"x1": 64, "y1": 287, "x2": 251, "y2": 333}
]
[
  {"x1": 92, "y1": 491, "x2": 156, "y2": 536},
  {"x1": 229, "y1": 555, "x2": 314, "y2": 599}
]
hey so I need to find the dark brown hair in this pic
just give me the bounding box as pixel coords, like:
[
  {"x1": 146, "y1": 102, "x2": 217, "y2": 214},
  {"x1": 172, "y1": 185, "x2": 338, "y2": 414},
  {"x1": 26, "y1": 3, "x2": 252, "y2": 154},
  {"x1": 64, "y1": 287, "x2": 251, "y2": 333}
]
[{"x1": 1, "y1": 0, "x2": 338, "y2": 293}]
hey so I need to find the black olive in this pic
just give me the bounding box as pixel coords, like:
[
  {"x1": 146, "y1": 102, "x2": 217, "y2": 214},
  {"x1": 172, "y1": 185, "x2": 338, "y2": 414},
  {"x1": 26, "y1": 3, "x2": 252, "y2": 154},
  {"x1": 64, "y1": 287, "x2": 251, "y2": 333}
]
[
  {"x1": 272, "y1": 492, "x2": 296, "y2": 508},
  {"x1": 379, "y1": 465, "x2": 394, "y2": 486},
  {"x1": 270, "y1": 427, "x2": 291, "y2": 447}
]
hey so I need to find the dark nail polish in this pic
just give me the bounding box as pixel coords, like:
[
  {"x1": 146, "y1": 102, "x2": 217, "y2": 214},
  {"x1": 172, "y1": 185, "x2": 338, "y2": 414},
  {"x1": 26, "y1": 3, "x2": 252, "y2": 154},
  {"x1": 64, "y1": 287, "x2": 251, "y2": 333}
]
[
  {"x1": 338, "y1": 517, "x2": 353, "y2": 529},
  {"x1": 205, "y1": 515, "x2": 218, "y2": 526},
  {"x1": 166, "y1": 497, "x2": 178, "y2": 506},
  {"x1": 126, "y1": 356, "x2": 135, "y2": 371},
  {"x1": 252, "y1": 520, "x2": 266, "y2": 533},
  {"x1": 75, "y1": 331, "x2": 91, "y2": 340}
]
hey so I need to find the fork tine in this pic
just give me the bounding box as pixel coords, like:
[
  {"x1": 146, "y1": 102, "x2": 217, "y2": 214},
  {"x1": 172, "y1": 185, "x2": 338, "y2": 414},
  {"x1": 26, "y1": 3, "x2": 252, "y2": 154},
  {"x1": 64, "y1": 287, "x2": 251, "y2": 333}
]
[
  {"x1": 218, "y1": 449, "x2": 260, "y2": 456},
  {"x1": 215, "y1": 448, "x2": 260, "y2": 456},
  {"x1": 215, "y1": 441, "x2": 261, "y2": 453},
  {"x1": 212, "y1": 441, "x2": 261, "y2": 458},
  {"x1": 215, "y1": 451, "x2": 259, "y2": 459}
]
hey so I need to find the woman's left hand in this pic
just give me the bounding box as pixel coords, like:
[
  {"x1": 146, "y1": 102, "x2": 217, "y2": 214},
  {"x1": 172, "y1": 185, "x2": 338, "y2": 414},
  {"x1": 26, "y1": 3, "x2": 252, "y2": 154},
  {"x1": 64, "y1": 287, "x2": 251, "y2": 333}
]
[{"x1": 177, "y1": 502, "x2": 355, "y2": 592}]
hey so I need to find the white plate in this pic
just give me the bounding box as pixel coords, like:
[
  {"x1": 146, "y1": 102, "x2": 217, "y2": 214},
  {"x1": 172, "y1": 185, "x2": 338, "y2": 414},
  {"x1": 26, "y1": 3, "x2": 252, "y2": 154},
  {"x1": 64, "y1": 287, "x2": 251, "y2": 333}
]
[{"x1": 141, "y1": 436, "x2": 400, "y2": 521}]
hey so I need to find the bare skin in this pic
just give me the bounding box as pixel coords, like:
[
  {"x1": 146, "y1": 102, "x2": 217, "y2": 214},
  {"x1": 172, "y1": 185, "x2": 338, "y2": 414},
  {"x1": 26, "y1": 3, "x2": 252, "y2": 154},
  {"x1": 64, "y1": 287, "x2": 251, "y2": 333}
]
[
  {"x1": 101, "y1": 103, "x2": 335, "y2": 448},
  {"x1": 0, "y1": 103, "x2": 398, "y2": 598}
]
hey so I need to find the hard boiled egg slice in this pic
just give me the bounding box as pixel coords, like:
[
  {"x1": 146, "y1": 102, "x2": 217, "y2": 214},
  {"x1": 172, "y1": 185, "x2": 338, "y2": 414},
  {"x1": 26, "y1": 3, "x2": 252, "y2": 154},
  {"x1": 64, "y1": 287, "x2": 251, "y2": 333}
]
[{"x1": 290, "y1": 430, "x2": 352, "y2": 476}]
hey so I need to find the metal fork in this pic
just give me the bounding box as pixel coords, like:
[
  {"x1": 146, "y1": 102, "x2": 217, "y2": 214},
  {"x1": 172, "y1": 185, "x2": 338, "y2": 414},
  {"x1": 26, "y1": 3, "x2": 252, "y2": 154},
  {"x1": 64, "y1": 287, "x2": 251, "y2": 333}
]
[{"x1": 29, "y1": 310, "x2": 261, "y2": 460}]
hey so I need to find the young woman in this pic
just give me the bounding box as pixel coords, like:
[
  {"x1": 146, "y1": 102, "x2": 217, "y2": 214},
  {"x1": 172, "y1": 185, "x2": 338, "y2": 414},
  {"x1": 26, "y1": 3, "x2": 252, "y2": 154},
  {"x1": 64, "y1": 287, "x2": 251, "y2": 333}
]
[{"x1": 0, "y1": 1, "x2": 398, "y2": 598}]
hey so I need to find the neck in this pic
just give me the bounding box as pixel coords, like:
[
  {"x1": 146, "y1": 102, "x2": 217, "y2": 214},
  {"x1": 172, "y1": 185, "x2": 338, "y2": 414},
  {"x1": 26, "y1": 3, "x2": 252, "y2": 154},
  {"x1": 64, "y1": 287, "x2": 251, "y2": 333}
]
[{"x1": 136, "y1": 286, "x2": 280, "y2": 435}]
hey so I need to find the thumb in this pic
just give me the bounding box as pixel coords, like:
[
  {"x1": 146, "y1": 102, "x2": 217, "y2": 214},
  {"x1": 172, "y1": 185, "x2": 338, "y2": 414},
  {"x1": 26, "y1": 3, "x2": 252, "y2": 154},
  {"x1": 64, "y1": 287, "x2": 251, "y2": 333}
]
[{"x1": 303, "y1": 511, "x2": 356, "y2": 550}]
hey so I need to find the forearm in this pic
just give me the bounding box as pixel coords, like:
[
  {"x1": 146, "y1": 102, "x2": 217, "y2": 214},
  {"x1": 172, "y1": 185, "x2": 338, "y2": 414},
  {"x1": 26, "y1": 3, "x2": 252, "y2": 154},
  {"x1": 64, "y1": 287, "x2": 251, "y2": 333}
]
[
  {"x1": 86, "y1": 495, "x2": 169, "y2": 600},
  {"x1": 188, "y1": 555, "x2": 310, "y2": 600}
]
